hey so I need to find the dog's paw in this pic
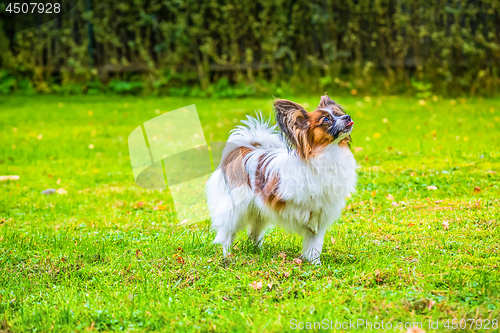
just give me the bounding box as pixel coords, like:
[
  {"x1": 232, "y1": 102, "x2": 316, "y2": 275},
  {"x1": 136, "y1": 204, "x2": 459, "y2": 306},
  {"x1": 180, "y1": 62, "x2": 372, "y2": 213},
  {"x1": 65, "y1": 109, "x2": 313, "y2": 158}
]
[{"x1": 306, "y1": 225, "x2": 318, "y2": 235}]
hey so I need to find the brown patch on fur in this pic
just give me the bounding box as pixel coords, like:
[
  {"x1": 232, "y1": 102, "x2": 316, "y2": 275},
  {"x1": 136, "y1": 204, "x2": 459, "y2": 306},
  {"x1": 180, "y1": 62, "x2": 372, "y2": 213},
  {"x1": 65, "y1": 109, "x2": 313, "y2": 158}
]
[
  {"x1": 306, "y1": 110, "x2": 336, "y2": 157},
  {"x1": 339, "y1": 138, "x2": 350, "y2": 148},
  {"x1": 254, "y1": 154, "x2": 286, "y2": 211},
  {"x1": 221, "y1": 146, "x2": 252, "y2": 187}
]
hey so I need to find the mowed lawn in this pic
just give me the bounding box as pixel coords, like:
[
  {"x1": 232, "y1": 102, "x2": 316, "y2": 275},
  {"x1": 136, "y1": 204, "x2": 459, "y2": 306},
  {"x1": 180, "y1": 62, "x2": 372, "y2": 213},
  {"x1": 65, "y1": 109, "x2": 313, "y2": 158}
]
[{"x1": 0, "y1": 95, "x2": 499, "y2": 332}]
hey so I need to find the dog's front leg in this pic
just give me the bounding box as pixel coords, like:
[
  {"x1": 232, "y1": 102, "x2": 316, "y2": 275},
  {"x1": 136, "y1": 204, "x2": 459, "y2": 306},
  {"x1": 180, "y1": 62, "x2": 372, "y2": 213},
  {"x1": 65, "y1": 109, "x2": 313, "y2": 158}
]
[
  {"x1": 304, "y1": 210, "x2": 321, "y2": 235},
  {"x1": 302, "y1": 226, "x2": 327, "y2": 265}
]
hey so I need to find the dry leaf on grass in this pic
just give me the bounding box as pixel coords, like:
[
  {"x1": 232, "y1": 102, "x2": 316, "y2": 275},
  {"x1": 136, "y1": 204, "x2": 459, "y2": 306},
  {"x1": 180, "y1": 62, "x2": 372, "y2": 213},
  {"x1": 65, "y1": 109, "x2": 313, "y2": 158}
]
[
  {"x1": 442, "y1": 221, "x2": 449, "y2": 230},
  {"x1": 132, "y1": 201, "x2": 145, "y2": 209},
  {"x1": 249, "y1": 281, "x2": 263, "y2": 290},
  {"x1": 427, "y1": 185, "x2": 438, "y2": 190},
  {"x1": 473, "y1": 186, "x2": 481, "y2": 193},
  {"x1": 386, "y1": 194, "x2": 395, "y2": 201},
  {"x1": 56, "y1": 188, "x2": 67, "y2": 195},
  {"x1": 267, "y1": 282, "x2": 273, "y2": 290},
  {"x1": 293, "y1": 258, "x2": 303, "y2": 265},
  {"x1": 427, "y1": 300, "x2": 436, "y2": 310}
]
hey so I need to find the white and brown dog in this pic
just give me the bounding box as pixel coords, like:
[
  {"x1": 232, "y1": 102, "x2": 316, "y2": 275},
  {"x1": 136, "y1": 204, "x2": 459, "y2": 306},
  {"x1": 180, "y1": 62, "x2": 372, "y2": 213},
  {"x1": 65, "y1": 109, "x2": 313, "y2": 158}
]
[{"x1": 206, "y1": 95, "x2": 357, "y2": 264}]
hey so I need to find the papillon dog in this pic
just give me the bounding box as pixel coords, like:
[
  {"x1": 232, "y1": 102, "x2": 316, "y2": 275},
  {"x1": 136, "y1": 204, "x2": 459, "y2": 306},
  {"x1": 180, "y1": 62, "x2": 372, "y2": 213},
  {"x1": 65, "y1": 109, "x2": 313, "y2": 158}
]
[{"x1": 206, "y1": 95, "x2": 357, "y2": 264}]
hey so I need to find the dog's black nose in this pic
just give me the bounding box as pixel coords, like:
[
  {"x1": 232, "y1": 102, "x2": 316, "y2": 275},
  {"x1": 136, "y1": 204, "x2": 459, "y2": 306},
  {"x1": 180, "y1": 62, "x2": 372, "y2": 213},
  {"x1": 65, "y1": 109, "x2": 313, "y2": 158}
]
[{"x1": 341, "y1": 115, "x2": 352, "y2": 122}]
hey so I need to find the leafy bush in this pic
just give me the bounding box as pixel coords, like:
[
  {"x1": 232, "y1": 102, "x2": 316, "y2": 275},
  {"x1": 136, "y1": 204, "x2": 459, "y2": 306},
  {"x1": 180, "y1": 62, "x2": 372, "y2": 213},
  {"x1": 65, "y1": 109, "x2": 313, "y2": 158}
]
[{"x1": 1, "y1": 0, "x2": 500, "y2": 96}]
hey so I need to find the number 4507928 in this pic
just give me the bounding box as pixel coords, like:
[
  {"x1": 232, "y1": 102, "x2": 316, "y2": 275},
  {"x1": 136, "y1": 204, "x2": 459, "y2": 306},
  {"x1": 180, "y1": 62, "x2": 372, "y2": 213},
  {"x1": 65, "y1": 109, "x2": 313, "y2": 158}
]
[
  {"x1": 444, "y1": 319, "x2": 498, "y2": 330},
  {"x1": 5, "y1": 3, "x2": 61, "y2": 14}
]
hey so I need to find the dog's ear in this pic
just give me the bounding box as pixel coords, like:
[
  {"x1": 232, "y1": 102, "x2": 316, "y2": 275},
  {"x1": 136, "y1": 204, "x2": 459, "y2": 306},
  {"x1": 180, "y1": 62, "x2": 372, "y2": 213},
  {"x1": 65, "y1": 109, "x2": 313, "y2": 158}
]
[
  {"x1": 274, "y1": 99, "x2": 311, "y2": 158},
  {"x1": 318, "y1": 95, "x2": 344, "y2": 115}
]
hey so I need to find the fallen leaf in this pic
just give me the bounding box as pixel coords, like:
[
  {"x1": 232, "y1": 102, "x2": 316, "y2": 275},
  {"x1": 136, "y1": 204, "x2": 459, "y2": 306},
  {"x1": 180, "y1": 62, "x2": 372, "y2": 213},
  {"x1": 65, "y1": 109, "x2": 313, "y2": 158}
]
[
  {"x1": 267, "y1": 282, "x2": 273, "y2": 290},
  {"x1": 175, "y1": 256, "x2": 185, "y2": 265},
  {"x1": 132, "y1": 201, "x2": 145, "y2": 209},
  {"x1": 426, "y1": 185, "x2": 438, "y2": 190},
  {"x1": 473, "y1": 186, "x2": 481, "y2": 193},
  {"x1": 284, "y1": 272, "x2": 290, "y2": 278},
  {"x1": 222, "y1": 296, "x2": 229, "y2": 301},
  {"x1": 135, "y1": 249, "x2": 142, "y2": 258},
  {"x1": 371, "y1": 190, "x2": 377, "y2": 198},
  {"x1": 293, "y1": 258, "x2": 303, "y2": 265},
  {"x1": 249, "y1": 281, "x2": 263, "y2": 290},
  {"x1": 353, "y1": 147, "x2": 363, "y2": 152},
  {"x1": 442, "y1": 221, "x2": 449, "y2": 230},
  {"x1": 427, "y1": 300, "x2": 436, "y2": 310},
  {"x1": 56, "y1": 188, "x2": 67, "y2": 195},
  {"x1": 56, "y1": 178, "x2": 61, "y2": 184},
  {"x1": 157, "y1": 204, "x2": 168, "y2": 210},
  {"x1": 386, "y1": 194, "x2": 395, "y2": 201}
]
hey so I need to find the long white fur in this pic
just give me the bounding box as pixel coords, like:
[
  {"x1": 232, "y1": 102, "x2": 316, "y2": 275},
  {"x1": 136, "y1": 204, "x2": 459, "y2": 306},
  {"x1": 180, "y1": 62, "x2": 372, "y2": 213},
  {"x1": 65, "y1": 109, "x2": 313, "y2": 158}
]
[{"x1": 206, "y1": 115, "x2": 357, "y2": 264}]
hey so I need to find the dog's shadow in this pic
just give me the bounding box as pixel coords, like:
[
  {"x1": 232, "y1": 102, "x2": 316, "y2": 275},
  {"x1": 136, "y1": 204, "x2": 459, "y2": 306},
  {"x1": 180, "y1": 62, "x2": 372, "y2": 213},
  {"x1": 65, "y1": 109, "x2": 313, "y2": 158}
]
[{"x1": 220, "y1": 231, "x2": 359, "y2": 267}]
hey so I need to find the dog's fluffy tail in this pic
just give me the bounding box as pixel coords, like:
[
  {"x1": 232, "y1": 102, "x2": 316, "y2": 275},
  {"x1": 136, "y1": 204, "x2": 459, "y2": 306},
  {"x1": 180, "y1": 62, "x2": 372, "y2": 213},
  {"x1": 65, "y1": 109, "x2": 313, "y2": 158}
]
[{"x1": 227, "y1": 114, "x2": 284, "y2": 150}]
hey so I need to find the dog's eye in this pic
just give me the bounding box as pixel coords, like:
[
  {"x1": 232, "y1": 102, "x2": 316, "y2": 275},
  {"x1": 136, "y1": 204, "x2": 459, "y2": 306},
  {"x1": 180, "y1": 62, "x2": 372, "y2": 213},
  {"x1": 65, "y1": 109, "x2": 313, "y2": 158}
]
[{"x1": 323, "y1": 117, "x2": 331, "y2": 124}]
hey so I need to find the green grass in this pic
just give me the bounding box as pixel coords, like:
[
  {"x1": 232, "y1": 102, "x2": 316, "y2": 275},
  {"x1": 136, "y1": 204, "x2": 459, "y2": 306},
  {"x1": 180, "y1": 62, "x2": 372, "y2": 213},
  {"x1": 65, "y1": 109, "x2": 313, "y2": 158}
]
[{"x1": 1, "y1": 95, "x2": 499, "y2": 332}]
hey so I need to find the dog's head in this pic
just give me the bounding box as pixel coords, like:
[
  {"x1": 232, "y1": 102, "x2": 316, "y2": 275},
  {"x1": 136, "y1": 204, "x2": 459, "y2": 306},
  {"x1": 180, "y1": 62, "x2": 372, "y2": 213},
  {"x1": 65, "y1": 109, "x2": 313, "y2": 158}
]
[{"x1": 274, "y1": 95, "x2": 353, "y2": 159}]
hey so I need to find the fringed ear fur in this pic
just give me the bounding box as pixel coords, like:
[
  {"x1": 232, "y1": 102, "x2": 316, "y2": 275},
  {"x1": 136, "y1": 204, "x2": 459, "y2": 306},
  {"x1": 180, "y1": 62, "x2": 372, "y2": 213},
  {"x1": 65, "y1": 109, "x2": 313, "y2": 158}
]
[
  {"x1": 318, "y1": 95, "x2": 344, "y2": 116},
  {"x1": 273, "y1": 99, "x2": 312, "y2": 159}
]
